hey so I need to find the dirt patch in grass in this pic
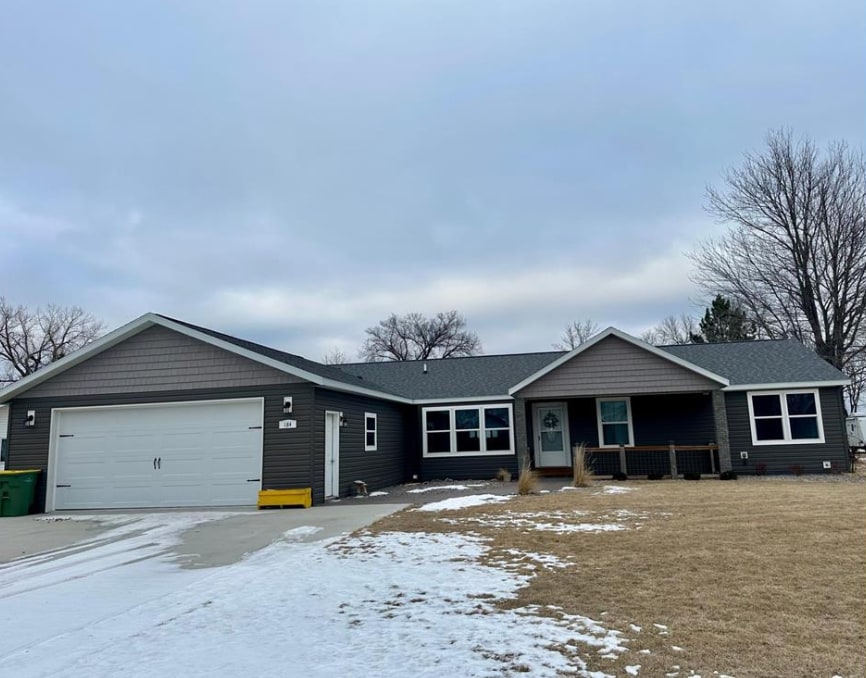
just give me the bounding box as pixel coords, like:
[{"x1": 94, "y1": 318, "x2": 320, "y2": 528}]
[{"x1": 370, "y1": 481, "x2": 866, "y2": 677}]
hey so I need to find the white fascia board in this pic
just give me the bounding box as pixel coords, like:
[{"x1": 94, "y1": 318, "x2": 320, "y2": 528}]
[
  {"x1": 413, "y1": 395, "x2": 514, "y2": 405},
  {"x1": 723, "y1": 379, "x2": 850, "y2": 391},
  {"x1": 0, "y1": 313, "x2": 163, "y2": 403},
  {"x1": 507, "y1": 327, "x2": 730, "y2": 395}
]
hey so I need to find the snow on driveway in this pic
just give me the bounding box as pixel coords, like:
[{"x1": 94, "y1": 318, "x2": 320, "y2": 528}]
[{"x1": 0, "y1": 511, "x2": 629, "y2": 678}]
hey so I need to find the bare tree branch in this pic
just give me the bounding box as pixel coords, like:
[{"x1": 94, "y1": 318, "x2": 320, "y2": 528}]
[
  {"x1": 322, "y1": 347, "x2": 349, "y2": 365},
  {"x1": 642, "y1": 314, "x2": 699, "y2": 346},
  {"x1": 359, "y1": 311, "x2": 481, "y2": 361},
  {"x1": 553, "y1": 319, "x2": 600, "y2": 350},
  {"x1": 0, "y1": 299, "x2": 104, "y2": 382}
]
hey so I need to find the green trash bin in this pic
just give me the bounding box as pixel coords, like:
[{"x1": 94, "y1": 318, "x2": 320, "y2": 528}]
[{"x1": 0, "y1": 470, "x2": 41, "y2": 517}]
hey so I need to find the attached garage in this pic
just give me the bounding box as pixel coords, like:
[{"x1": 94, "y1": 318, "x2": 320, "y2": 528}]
[{"x1": 51, "y1": 399, "x2": 264, "y2": 510}]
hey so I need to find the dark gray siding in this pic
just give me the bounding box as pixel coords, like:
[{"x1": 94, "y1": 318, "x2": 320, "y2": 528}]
[
  {"x1": 24, "y1": 325, "x2": 302, "y2": 398},
  {"x1": 311, "y1": 388, "x2": 410, "y2": 503},
  {"x1": 726, "y1": 387, "x2": 849, "y2": 474},
  {"x1": 6, "y1": 383, "x2": 316, "y2": 512},
  {"x1": 632, "y1": 394, "x2": 715, "y2": 446},
  {"x1": 416, "y1": 401, "x2": 520, "y2": 481}
]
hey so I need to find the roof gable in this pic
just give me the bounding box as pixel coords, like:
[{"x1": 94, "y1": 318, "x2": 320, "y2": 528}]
[
  {"x1": 0, "y1": 314, "x2": 411, "y2": 404},
  {"x1": 509, "y1": 328, "x2": 729, "y2": 396}
]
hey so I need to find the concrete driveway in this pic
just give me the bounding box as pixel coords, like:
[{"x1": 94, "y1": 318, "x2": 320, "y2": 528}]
[{"x1": 0, "y1": 503, "x2": 409, "y2": 568}]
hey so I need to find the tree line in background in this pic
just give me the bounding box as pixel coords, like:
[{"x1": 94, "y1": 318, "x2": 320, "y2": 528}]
[{"x1": 1, "y1": 131, "x2": 862, "y2": 412}]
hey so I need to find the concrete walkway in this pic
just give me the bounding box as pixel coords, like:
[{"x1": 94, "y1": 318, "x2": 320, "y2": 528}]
[{"x1": 0, "y1": 503, "x2": 409, "y2": 568}]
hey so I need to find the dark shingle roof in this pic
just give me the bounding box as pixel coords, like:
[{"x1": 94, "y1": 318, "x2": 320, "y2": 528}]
[
  {"x1": 162, "y1": 316, "x2": 846, "y2": 400},
  {"x1": 338, "y1": 352, "x2": 564, "y2": 399},
  {"x1": 660, "y1": 338, "x2": 846, "y2": 386}
]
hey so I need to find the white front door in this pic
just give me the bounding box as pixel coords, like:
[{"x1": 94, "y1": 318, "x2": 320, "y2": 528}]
[
  {"x1": 324, "y1": 411, "x2": 341, "y2": 498},
  {"x1": 52, "y1": 399, "x2": 264, "y2": 510},
  {"x1": 532, "y1": 402, "x2": 571, "y2": 467}
]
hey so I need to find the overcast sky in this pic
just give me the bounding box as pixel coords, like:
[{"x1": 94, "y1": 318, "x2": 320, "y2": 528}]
[{"x1": 1, "y1": 1, "x2": 863, "y2": 360}]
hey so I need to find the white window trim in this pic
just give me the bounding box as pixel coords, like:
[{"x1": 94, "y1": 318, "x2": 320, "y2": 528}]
[
  {"x1": 364, "y1": 412, "x2": 377, "y2": 451},
  {"x1": 422, "y1": 404, "x2": 515, "y2": 457},
  {"x1": 595, "y1": 397, "x2": 635, "y2": 448},
  {"x1": 746, "y1": 389, "x2": 825, "y2": 446}
]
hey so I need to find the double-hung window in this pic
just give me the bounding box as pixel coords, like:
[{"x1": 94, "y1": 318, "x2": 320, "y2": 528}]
[
  {"x1": 364, "y1": 413, "x2": 377, "y2": 451},
  {"x1": 422, "y1": 404, "x2": 514, "y2": 456},
  {"x1": 747, "y1": 390, "x2": 824, "y2": 445},
  {"x1": 596, "y1": 397, "x2": 634, "y2": 447}
]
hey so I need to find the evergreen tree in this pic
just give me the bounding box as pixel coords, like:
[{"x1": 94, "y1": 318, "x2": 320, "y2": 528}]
[{"x1": 690, "y1": 295, "x2": 756, "y2": 343}]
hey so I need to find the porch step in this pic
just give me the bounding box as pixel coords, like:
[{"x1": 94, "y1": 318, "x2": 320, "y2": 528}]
[{"x1": 535, "y1": 467, "x2": 573, "y2": 478}]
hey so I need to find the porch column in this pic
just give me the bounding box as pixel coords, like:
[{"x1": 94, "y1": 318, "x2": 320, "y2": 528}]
[
  {"x1": 711, "y1": 389, "x2": 732, "y2": 472},
  {"x1": 513, "y1": 397, "x2": 531, "y2": 470}
]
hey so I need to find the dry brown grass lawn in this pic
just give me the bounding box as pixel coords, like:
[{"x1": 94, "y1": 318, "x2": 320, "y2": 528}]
[{"x1": 370, "y1": 480, "x2": 866, "y2": 677}]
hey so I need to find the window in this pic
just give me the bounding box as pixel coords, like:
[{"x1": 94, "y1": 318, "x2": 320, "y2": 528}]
[
  {"x1": 364, "y1": 413, "x2": 377, "y2": 451},
  {"x1": 596, "y1": 397, "x2": 634, "y2": 447},
  {"x1": 422, "y1": 404, "x2": 514, "y2": 456},
  {"x1": 747, "y1": 390, "x2": 824, "y2": 445}
]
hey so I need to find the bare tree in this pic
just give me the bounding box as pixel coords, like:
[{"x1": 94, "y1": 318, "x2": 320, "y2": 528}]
[
  {"x1": 322, "y1": 347, "x2": 349, "y2": 365},
  {"x1": 641, "y1": 314, "x2": 699, "y2": 345},
  {"x1": 553, "y1": 319, "x2": 600, "y2": 350},
  {"x1": 0, "y1": 299, "x2": 104, "y2": 382},
  {"x1": 690, "y1": 130, "x2": 866, "y2": 411},
  {"x1": 360, "y1": 311, "x2": 481, "y2": 361}
]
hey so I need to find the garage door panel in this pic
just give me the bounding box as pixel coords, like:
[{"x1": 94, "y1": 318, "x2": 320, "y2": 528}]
[{"x1": 53, "y1": 400, "x2": 263, "y2": 510}]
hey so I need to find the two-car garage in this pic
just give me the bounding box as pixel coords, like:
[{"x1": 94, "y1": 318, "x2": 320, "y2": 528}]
[{"x1": 50, "y1": 399, "x2": 264, "y2": 510}]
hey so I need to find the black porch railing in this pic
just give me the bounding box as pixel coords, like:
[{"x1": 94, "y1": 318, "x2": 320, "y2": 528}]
[{"x1": 583, "y1": 444, "x2": 719, "y2": 478}]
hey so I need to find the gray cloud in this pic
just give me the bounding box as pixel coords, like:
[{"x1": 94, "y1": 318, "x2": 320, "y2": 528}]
[{"x1": 0, "y1": 1, "x2": 863, "y2": 359}]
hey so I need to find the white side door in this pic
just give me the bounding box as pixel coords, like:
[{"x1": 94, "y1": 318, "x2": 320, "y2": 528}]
[{"x1": 324, "y1": 411, "x2": 341, "y2": 498}]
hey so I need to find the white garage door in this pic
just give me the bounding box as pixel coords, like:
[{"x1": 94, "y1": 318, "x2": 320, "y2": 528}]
[{"x1": 53, "y1": 399, "x2": 264, "y2": 510}]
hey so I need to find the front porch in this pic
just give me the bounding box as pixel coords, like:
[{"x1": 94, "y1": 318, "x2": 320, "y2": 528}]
[{"x1": 520, "y1": 392, "x2": 730, "y2": 479}]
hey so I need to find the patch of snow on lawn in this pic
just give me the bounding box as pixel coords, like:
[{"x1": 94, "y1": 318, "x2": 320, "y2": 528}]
[
  {"x1": 437, "y1": 509, "x2": 632, "y2": 533},
  {"x1": 1, "y1": 528, "x2": 629, "y2": 678},
  {"x1": 602, "y1": 485, "x2": 635, "y2": 494},
  {"x1": 415, "y1": 494, "x2": 513, "y2": 511},
  {"x1": 368, "y1": 491, "x2": 389, "y2": 497},
  {"x1": 492, "y1": 549, "x2": 574, "y2": 571},
  {"x1": 406, "y1": 483, "x2": 487, "y2": 494},
  {"x1": 626, "y1": 665, "x2": 641, "y2": 676}
]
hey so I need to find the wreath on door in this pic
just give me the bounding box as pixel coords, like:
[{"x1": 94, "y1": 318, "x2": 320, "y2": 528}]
[{"x1": 543, "y1": 411, "x2": 559, "y2": 430}]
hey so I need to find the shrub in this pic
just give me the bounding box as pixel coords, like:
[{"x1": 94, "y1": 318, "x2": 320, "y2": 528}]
[
  {"x1": 647, "y1": 472, "x2": 664, "y2": 481},
  {"x1": 790, "y1": 464, "x2": 805, "y2": 476},
  {"x1": 517, "y1": 465, "x2": 538, "y2": 495},
  {"x1": 683, "y1": 472, "x2": 701, "y2": 481},
  {"x1": 495, "y1": 467, "x2": 512, "y2": 482},
  {"x1": 719, "y1": 470, "x2": 738, "y2": 481},
  {"x1": 612, "y1": 471, "x2": 628, "y2": 481},
  {"x1": 572, "y1": 443, "x2": 594, "y2": 487},
  {"x1": 755, "y1": 463, "x2": 768, "y2": 476}
]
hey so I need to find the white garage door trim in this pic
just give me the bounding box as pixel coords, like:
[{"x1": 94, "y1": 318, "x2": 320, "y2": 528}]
[{"x1": 46, "y1": 398, "x2": 264, "y2": 512}]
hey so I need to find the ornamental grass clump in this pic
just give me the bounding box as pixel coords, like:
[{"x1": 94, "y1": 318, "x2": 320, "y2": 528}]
[
  {"x1": 517, "y1": 464, "x2": 538, "y2": 495},
  {"x1": 572, "y1": 443, "x2": 595, "y2": 487}
]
